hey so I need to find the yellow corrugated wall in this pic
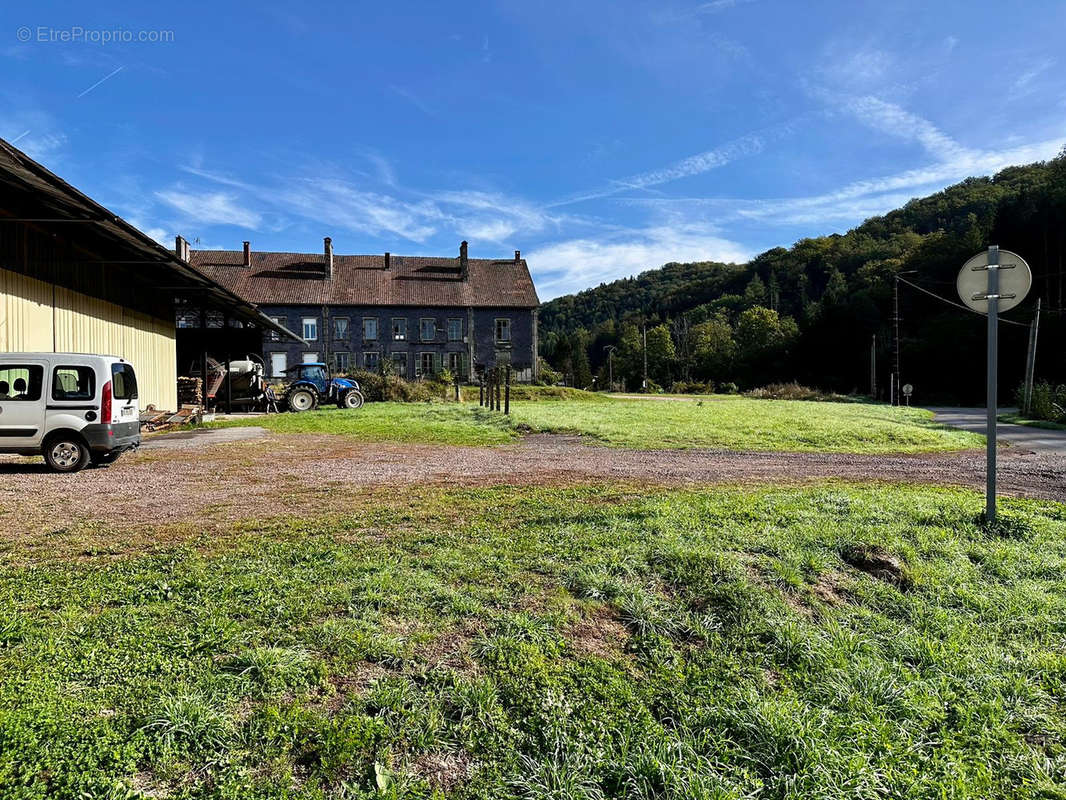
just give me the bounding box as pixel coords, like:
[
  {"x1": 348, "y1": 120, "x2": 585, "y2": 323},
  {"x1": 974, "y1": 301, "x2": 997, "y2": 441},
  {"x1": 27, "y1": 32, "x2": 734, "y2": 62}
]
[{"x1": 0, "y1": 268, "x2": 177, "y2": 410}]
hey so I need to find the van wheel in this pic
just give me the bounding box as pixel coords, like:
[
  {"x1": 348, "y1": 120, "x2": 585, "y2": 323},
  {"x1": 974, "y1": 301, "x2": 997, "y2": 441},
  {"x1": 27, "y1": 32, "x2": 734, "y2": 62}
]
[{"x1": 43, "y1": 435, "x2": 90, "y2": 473}]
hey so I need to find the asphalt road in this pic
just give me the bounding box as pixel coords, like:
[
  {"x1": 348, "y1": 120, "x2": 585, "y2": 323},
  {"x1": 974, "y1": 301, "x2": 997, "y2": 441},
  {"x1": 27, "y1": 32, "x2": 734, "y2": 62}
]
[{"x1": 929, "y1": 407, "x2": 1066, "y2": 455}]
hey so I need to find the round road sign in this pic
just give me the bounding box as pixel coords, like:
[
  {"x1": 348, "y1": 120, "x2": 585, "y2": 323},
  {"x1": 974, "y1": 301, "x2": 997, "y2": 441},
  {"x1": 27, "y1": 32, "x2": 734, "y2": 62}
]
[
  {"x1": 956, "y1": 249, "x2": 1032, "y2": 313},
  {"x1": 902, "y1": 383, "x2": 913, "y2": 396}
]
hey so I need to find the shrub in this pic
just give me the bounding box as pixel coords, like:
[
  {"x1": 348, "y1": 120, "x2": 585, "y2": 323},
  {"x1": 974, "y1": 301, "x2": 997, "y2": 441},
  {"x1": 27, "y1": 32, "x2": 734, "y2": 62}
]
[
  {"x1": 719, "y1": 381, "x2": 739, "y2": 395},
  {"x1": 745, "y1": 382, "x2": 861, "y2": 403},
  {"x1": 1017, "y1": 381, "x2": 1066, "y2": 422},
  {"x1": 348, "y1": 370, "x2": 436, "y2": 403},
  {"x1": 669, "y1": 380, "x2": 715, "y2": 395}
]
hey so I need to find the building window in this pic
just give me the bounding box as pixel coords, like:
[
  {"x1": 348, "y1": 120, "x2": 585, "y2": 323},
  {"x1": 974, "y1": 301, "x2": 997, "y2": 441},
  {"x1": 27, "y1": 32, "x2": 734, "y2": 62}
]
[
  {"x1": 418, "y1": 352, "x2": 437, "y2": 378},
  {"x1": 303, "y1": 352, "x2": 320, "y2": 363},
  {"x1": 420, "y1": 318, "x2": 436, "y2": 342},
  {"x1": 302, "y1": 317, "x2": 319, "y2": 341},
  {"x1": 392, "y1": 318, "x2": 407, "y2": 341},
  {"x1": 364, "y1": 351, "x2": 380, "y2": 371},
  {"x1": 334, "y1": 352, "x2": 351, "y2": 373},
  {"x1": 0, "y1": 365, "x2": 43, "y2": 401},
  {"x1": 52, "y1": 366, "x2": 95, "y2": 401},
  {"x1": 390, "y1": 351, "x2": 407, "y2": 377},
  {"x1": 363, "y1": 317, "x2": 378, "y2": 341},
  {"x1": 447, "y1": 318, "x2": 463, "y2": 342},
  {"x1": 270, "y1": 352, "x2": 287, "y2": 378},
  {"x1": 206, "y1": 310, "x2": 224, "y2": 329},
  {"x1": 268, "y1": 316, "x2": 284, "y2": 342},
  {"x1": 448, "y1": 352, "x2": 465, "y2": 378},
  {"x1": 495, "y1": 318, "x2": 511, "y2": 343},
  {"x1": 334, "y1": 317, "x2": 350, "y2": 340},
  {"x1": 176, "y1": 309, "x2": 200, "y2": 329}
]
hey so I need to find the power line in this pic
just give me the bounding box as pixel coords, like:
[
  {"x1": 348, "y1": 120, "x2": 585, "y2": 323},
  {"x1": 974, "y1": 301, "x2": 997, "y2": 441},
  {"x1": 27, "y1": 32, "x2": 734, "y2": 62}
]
[{"x1": 897, "y1": 276, "x2": 1029, "y2": 327}]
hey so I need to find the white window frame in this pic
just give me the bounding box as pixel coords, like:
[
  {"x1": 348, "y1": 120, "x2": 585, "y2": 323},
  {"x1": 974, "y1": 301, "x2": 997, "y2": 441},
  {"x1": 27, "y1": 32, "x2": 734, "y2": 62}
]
[
  {"x1": 363, "y1": 317, "x2": 378, "y2": 341},
  {"x1": 334, "y1": 351, "x2": 351, "y2": 373},
  {"x1": 420, "y1": 317, "x2": 436, "y2": 342},
  {"x1": 303, "y1": 352, "x2": 320, "y2": 364},
  {"x1": 447, "y1": 318, "x2": 463, "y2": 342},
  {"x1": 390, "y1": 351, "x2": 407, "y2": 376},
  {"x1": 392, "y1": 317, "x2": 407, "y2": 341},
  {"x1": 270, "y1": 352, "x2": 288, "y2": 378},
  {"x1": 495, "y1": 317, "x2": 511, "y2": 343},
  {"x1": 302, "y1": 317, "x2": 319, "y2": 341},
  {"x1": 334, "y1": 316, "x2": 350, "y2": 340}
]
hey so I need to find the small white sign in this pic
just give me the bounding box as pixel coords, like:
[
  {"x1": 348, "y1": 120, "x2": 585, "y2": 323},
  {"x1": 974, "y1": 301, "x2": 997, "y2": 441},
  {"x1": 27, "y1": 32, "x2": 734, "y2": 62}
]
[{"x1": 902, "y1": 383, "x2": 913, "y2": 397}]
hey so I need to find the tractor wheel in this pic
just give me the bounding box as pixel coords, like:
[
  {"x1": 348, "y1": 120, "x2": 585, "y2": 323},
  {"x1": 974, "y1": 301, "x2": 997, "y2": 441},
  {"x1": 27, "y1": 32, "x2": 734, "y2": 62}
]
[
  {"x1": 340, "y1": 389, "x2": 365, "y2": 409},
  {"x1": 287, "y1": 388, "x2": 317, "y2": 412}
]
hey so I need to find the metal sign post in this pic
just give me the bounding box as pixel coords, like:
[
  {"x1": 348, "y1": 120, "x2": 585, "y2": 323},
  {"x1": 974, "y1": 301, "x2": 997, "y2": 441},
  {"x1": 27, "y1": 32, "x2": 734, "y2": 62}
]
[
  {"x1": 902, "y1": 383, "x2": 913, "y2": 406},
  {"x1": 956, "y1": 246, "x2": 1032, "y2": 523},
  {"x1": 985, "y1": 247, "x2": 999, "y2": 522}
]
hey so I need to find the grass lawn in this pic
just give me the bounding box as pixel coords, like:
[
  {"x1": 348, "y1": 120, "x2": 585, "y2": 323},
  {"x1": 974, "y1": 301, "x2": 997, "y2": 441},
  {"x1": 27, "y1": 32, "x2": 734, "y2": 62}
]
[
  {"x1": 2, "y1": 484, "x2": 1064, "y2": 798},
  {"x1": 210, "y1": 396, "x2": 983, "y2": 454},
  {"x1": 207, "y1": 404, "x2": 518, "y2": 446},
  {"x1": 508, "y1": 397, "x2": 983, "y2": 452},
  {"x1": 1000, "y1": 413, "x2": 1066, "y2": 431}
]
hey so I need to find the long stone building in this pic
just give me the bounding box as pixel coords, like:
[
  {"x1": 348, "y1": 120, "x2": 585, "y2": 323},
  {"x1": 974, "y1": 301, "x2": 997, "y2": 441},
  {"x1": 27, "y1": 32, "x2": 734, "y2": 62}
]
[{"x1": 190, "y1": 239, "x2": 540, "y2": 382}]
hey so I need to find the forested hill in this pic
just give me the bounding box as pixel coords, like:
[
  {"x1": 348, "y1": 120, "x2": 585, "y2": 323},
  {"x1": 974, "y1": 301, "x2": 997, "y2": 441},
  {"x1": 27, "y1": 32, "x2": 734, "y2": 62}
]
[{"x1": 538, "y1": 151, "x2": 1066, "y2": 404}]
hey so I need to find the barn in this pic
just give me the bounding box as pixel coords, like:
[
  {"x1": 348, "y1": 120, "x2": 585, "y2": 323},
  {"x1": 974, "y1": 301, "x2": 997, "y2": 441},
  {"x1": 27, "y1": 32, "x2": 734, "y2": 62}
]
[{"x1": 0, "y1": 138, "x2": 299, "y2": 410}]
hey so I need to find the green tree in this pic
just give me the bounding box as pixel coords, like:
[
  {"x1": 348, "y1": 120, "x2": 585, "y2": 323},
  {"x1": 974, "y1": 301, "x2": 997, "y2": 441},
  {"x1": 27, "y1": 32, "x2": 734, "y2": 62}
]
[
  {"x1": 690, "y1": 314, "x2": 735, "y2": 381},
  {"x1": 744, "y1": 274, "x2": 767, "y2": 306},
  {"x1": 645, "y1": 324, "x2": 676, "y2": 385}
]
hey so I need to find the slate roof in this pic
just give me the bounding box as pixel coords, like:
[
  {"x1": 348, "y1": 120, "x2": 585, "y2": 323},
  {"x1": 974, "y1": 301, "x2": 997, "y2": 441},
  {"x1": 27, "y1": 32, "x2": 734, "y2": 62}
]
[{"x1": 188, "y1": 249, "x2": 539, "y2": 309}]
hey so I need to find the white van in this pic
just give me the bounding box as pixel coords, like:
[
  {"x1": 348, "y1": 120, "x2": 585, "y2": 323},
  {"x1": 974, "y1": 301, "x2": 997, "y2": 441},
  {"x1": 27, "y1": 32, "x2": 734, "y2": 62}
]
[{"x1": 0, "y1": 353, "x2": 140, "y2": 472}]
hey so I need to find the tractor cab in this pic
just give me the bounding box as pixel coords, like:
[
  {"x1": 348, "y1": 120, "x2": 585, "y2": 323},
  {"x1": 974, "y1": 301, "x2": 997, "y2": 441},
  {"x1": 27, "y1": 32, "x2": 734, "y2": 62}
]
[{"x1": 285, "y1": 362, "x2": 330, "y2": 394}]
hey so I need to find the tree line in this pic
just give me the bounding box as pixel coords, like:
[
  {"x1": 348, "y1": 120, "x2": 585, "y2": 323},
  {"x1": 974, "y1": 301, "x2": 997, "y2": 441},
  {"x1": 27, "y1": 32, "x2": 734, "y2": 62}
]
[{"x1": 539, "y1": 150, "x2": 1066, "y2": 403}]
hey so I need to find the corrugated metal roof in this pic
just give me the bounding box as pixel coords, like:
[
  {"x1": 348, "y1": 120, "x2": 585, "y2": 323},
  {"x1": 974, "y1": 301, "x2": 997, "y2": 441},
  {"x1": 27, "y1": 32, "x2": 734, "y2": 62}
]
[{"x1": 189, "y1": 250, "x2": 540, "y2": 308}]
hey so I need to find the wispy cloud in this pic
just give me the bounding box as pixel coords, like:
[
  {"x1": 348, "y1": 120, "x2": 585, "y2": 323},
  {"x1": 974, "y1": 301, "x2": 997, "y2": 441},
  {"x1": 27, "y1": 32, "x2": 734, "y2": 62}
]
[
  {"x1": 528, "y1": 222, "x2": 750, "y2": 299},
  {"x1": 155, "y1": 189, "x2": 263, "y2": 229},
  {"x1": 839, "y1": 95, "x2": 972, "y2": 161},
  {"x1": 1013, "y1": 57, "x2": 1056, "y2": 96},
  {"x1": 548, "y1": 123, "x2": 788, "y2": 208},
  {"x1": 388, "y1": 84, "x2": 435, "y2": 117}
]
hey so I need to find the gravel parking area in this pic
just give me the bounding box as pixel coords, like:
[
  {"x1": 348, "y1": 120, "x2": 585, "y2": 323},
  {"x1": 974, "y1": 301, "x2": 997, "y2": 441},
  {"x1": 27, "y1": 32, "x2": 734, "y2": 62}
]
[{"x1": 1, "y1": 432, "x2": 1064, "y2": 543}]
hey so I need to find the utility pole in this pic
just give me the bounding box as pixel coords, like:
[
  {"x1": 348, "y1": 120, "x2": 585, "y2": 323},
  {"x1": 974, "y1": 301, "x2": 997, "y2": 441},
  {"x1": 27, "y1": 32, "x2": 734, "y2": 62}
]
[
  {"x1": 642, "y1": 324, "x2": 648, "y2": 391},
  {"x1": 870, "y1": 334, "x2": 877, "y2": 399},
  {"x1": 1023, "y1": 297, "x2": 1041, "y2": 415},
  {"x1": 604, "y1": 345, "x2": 616, "y2": 392},
  {"x1": 892, "y1": 277, "x2": 901, "y2": 406}
]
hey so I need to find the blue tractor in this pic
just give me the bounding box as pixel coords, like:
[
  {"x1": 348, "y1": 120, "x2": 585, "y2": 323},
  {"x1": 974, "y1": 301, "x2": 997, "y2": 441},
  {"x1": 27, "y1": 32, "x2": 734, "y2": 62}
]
[{"x1": 281, "y1": 363, "x2": 365, "y2": 412}]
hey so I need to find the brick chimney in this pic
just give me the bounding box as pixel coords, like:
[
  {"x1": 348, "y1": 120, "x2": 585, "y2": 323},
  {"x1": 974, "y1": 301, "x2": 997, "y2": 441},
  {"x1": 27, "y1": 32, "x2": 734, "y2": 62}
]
[
  {"x1": 243, "y1": 240, "x2": 251, "y2": 266},
  {"x1": 324, "y1": 237, "x2": 333, "y2": 280},
  {"x1": 514, "y1": 249, "x2": 521, "y2": 263},
  {"x1": 384, "y1": 251, "x2": 391, "y2": 270},
  {"x1": 174, "y1": 235, "x2": 190, "y2": 262},
  {"x1": 459, "y1": 240, "x2": 469, "y2": 280}
]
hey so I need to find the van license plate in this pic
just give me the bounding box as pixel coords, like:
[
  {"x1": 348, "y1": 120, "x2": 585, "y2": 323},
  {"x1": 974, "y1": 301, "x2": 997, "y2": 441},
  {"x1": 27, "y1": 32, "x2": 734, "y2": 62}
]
[{"x1": 121, "y1": 406, "x2": 135, "y2": 418}]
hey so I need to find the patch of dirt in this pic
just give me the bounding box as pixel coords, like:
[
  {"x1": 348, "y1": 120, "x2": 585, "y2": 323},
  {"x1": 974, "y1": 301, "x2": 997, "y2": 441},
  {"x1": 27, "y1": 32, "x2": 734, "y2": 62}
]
[
  {"x1": 565, "y1": 604, "x2": 630, "y2": 658},
  {"x1": 841, "y1": 545, "x2": 912, "y2": 589},
  {"x1": 811, "y1": 573, "x2": 847, "y2": 605},
  {"x1": 1, "y1": 431, "x2": 1064, "y2": 543},
  {"x1": 409, "y1": 750, "x2": 474, "y2": 794}
]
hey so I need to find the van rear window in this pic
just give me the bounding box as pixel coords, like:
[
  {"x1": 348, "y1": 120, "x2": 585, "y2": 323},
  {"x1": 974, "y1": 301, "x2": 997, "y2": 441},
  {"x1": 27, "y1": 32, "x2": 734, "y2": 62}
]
[
  {"x1": 0, "y1": 365, "x2": 43, "y2": 401},
  {"x1": 52, "y1": 366, "x2": 95, "y2": 401},
  {"x1": 111, "y1": 363, "x2": 138, "y2": 400}
]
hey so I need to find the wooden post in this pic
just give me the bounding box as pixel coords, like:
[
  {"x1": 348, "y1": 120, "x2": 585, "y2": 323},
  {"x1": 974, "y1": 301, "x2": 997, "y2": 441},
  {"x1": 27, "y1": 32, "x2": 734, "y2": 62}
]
[
  {"x1": 479, "y1": 378, "x2": 484, "y2": 407},
  {"x1": 225, "y1": 351, "x2": 232, "y2": 414},
  {"x1": 505, "y1": 365, "x2": 511, "y2": 415},
  {"x1": 454, "y1": 376, "x2": 460, "y2": 402}
]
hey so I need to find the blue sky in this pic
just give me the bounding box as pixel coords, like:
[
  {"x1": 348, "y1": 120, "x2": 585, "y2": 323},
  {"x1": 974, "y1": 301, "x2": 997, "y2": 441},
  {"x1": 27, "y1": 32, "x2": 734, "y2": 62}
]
[{"x1": 3, "y1": 1, "x2": 1064, "y2": 299}]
